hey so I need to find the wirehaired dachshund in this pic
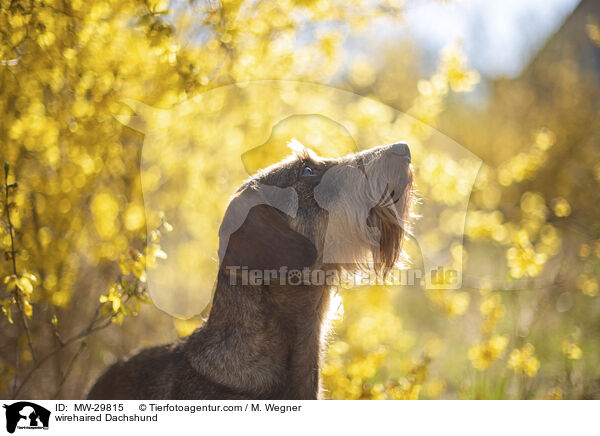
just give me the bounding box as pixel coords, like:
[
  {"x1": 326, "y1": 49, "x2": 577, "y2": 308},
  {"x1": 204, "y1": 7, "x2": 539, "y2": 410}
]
[{"x1": 88, "y1": 140, "x2": 413, "y2": 399}]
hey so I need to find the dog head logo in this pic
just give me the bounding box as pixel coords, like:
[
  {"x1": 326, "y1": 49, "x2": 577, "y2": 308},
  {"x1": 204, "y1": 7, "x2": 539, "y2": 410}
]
[
  {"x1": 114, "y1": 81, "x2": 482, "y2": 318},
  {"x1": 3, "y1": 402, "x2": 50, "y2": 434}
]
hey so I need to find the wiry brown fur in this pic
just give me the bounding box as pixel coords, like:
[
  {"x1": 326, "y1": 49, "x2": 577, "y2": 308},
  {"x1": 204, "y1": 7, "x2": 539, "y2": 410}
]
[{"x1": 87, "y1": 141, "x2": 413, "y2": 400}]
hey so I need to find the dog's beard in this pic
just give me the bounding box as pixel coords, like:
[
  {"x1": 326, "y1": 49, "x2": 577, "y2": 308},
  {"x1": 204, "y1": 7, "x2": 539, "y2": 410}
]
[
  {"x1": 367, "y1": 184, "x2": 412, "y2": 277},
  {"x1": 315, "y1": 178, "x2": 413, "y2": 277}
]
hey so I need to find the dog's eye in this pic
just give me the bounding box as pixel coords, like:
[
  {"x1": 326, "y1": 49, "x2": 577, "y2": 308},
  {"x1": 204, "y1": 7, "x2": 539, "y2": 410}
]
[{"x1": 301, "y1": 165, "x2": 314, "y2": 176}]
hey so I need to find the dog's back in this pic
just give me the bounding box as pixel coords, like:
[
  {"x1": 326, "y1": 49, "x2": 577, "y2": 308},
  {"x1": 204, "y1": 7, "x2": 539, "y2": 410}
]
[
  {"x1": 88, "y1": 328, "x2": 282, "y2": 399},
  {"x1": 87, "y1": 343, "x2": 183, "y2": 399}
]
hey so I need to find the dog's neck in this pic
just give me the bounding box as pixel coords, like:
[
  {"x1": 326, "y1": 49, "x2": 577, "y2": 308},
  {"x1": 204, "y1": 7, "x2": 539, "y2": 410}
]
[{"x1": 185, "y1": 268, "x2": 333, "y2": 399}]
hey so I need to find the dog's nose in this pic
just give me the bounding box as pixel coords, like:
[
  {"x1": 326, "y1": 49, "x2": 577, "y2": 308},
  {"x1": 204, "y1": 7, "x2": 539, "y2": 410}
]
[{"x1": 389, "y1": 142, "x2": 411, "y2": 162}]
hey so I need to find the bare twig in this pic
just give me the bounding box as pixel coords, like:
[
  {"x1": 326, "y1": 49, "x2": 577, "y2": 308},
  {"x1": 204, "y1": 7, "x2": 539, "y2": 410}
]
[
  {"x1": 11, "y1": 302, "x2": 113, "y2": 399},
  {"x1": 14, "y1": 297, "x2": 37, "y2": 364},
  {"x1": 11, "y1": 342, "x2": 19, "y2": 397},
  {"x1": 51, "y1": 341, "x2": 87, "y2": 399}
]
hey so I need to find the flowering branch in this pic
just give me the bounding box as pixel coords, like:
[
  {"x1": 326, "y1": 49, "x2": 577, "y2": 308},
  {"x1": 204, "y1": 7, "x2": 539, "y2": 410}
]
[
  {"x1": 2, "y1": 162, "x2": 37, "y2": 374},
  {"x1": 8, "y1": 211, "x2": 170, "y2": 399}
]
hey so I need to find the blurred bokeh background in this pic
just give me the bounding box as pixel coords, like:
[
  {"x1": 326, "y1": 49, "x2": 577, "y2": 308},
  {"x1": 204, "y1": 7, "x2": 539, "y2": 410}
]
[{"x1": 0, "y1": 0, "x2": 598, "y2": 399}]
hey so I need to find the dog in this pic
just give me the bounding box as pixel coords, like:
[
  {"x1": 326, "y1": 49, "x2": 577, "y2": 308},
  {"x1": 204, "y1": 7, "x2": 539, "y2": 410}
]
[{"x1": 87, "y1": 140, "x2": 413, "y2": 399}]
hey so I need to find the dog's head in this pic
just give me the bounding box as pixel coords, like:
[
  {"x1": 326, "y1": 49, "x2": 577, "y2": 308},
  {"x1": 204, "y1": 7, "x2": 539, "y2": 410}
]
[{"x1": 219, "y1": 139, "x2": 414, "y2": 283}]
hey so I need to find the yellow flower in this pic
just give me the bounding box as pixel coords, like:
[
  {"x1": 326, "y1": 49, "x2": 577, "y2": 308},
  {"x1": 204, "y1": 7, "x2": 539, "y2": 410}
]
[
  {"x1": 22, "y1": 300, "x2": 33, "y2": 319},
  {"x1": 440, "y1": 43, "x2": 480, "y2": 93},
  {"x1": 561, "y1": 340, "x2": 582, "y2": 360},
  {"x1": 507, "y1": 343, "x2": 540, "y2": 377},
  {"x1": 118, "y1": 254, "x2": 132, "y2": 275},
  {"x1": 99, "y1": 284, "x2": 122, "y2": 313},
  {"x1": 480, "y1": 294, "x2": 505, "y2": 333},
  {"x1": 3, "y1": 274, "x2": 36, "y2": 319},
  {"x1": 551, "y1": 197, "x2": 571, "y2": 217},
  {"x1": 427, "y1": 290, "x2": 470, "y2": 318},
  {"x1": 389, "y1": 380, "x2": 422, "y2": 400},
  {"x1": 145, "y1": 244, "x2": 168, "y2": 269},
  {"x1": 0, "y1": 298, "x2": 15, "y2": 324},
  {"x1": 468, "y1": 335, "x2": 508, "y2": 370},
  {"x1": 3, "y1": 275, "x2": 17, "y2": 293},
  {"x1": 506, "y1": 231, "x2": 547, "y2": 278},
  {"x1": 424, "y1": 379, "x2": 446, "y2": 398},
  {"x1": 544, "y1": 388, "x2": 563, "y2": 400},
  {"x1": 576, "y1": 275, "x2": 598, "y2": 297}
]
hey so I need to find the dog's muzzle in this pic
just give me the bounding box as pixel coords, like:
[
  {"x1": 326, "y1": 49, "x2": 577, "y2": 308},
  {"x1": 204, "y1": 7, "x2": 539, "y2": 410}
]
[{"x1": 389, "y1": 142, "x2": 411, "y2": 163}]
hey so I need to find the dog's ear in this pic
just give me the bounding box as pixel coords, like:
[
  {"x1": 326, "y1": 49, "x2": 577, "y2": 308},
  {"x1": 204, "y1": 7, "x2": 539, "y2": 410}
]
[{"x1": 220, "y1": 203, "x2": 317, "y2": 273}]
